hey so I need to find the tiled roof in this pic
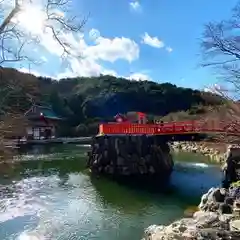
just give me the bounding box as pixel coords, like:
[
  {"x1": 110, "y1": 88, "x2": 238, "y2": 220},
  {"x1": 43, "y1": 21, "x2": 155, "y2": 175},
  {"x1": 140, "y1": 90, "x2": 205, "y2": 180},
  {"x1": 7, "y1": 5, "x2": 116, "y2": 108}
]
[
  {"x1": 25, "y1": 105, "x2": 63, "y2": 120},
  {"x1": 39, "y1": 107, "x2": 62, "y2": 120}
]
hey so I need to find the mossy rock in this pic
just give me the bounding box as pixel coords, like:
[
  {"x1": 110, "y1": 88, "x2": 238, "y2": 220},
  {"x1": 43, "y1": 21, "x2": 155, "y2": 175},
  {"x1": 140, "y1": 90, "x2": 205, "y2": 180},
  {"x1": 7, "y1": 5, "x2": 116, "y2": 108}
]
[{"x1": 231, "y1": 181, "x2": 240, "y2": 188}]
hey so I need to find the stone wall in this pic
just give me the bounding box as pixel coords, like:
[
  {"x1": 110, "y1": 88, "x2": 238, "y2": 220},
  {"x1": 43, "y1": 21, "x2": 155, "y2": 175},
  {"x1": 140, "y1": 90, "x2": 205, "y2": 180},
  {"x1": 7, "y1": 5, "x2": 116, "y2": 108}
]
[{"x1": 87, "y1": 135, "x2": 174, "y2": 184}]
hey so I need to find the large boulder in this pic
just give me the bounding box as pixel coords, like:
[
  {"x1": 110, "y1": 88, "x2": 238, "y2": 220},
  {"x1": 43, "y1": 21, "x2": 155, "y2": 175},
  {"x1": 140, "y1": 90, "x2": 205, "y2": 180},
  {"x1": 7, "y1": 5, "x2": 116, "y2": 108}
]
[
  {"x1": 87, "y1": 135, "x2": 174, "y2": 186},
  {"x1": 222, "y1": 145, "x2": 240, "y2": 188}
]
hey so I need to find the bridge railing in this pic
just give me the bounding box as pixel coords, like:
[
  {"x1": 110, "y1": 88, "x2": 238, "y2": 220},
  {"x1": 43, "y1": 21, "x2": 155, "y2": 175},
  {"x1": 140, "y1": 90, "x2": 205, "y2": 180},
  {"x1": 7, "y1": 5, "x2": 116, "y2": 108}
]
[{"x1": 99, "y1": 120, "x2": 240, "y2": 135}]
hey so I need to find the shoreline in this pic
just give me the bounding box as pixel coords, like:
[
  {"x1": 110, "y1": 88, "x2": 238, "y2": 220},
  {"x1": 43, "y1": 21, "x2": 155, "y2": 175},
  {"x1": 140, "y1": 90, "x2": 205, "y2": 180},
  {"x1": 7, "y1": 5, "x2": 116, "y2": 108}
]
[
  {"x1": 170, "y1": 141, "x2": 228, "y2": 164},
  {"x1": 143, "y1": 185, "x2": 240, "y2": 239},
  {"x1": 143, "y1": 143, "x2": 240, "y2": 239}
]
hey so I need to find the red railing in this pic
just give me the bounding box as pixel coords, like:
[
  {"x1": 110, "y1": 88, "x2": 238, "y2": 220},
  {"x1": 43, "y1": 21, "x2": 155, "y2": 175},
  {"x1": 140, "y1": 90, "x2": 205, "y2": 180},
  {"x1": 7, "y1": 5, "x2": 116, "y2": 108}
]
[{"x1": 99, "y1": 120, "x2": 240, "y2": 135}]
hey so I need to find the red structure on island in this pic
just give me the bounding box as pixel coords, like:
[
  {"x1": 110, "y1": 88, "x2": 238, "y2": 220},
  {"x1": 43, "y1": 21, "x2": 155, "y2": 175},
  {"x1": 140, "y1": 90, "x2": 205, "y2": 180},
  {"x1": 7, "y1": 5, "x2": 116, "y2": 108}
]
[
  {"x1": 99, "y1": 112, "x2": 240, "y2": 136},
  {"x1": 114, "y1": 112, "x2": 147, "y2": 124}
]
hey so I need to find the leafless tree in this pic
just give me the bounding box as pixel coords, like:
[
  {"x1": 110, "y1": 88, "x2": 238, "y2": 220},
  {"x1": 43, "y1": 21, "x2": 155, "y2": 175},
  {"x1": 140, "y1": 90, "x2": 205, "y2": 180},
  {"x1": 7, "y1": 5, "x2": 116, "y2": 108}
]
[
  {"x1": 0, "y1": 67, "x2": 38, "y2": 159},
  {"x1": 0, "y1": 0, "x2": 87, "y2": 65},
  {"x1": 200, "y1": 1, "x2": 240, "y2": 143},
  {"x1": 0, "y1": 0, "x2": 87, "y2": 160},
  {"x1": 201, "y1": 1, "x2": 240, "y2": 98}
]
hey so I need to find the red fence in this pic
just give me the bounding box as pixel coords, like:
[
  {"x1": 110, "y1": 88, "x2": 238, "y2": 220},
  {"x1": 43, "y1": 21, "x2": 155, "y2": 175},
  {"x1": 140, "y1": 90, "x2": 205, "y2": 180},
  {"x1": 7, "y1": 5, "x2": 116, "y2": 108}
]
[{"x1": 99, "y1": 120, "x2": 240, "y2": 135}]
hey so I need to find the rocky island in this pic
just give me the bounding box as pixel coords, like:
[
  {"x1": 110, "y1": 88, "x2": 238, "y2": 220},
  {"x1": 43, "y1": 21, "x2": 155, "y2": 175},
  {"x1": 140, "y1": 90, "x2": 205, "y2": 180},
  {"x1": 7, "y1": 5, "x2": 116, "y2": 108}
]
[{"x1": 87, "y1": 135, "x2": 174, "y2": 186}]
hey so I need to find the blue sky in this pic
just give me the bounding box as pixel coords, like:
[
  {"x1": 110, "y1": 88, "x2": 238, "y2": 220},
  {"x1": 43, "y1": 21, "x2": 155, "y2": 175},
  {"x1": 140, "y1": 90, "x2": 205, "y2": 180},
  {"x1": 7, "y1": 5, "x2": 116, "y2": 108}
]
[{"x1": 11, "y1": 0, "x2": 239, "y2": 90}]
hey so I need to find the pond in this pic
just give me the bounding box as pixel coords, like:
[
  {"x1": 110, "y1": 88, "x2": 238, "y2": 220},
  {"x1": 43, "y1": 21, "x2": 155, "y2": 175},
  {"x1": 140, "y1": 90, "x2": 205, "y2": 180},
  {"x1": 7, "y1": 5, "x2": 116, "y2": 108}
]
[{"x1": 0, "y1": 144, "x2": 222, "y2": 240}]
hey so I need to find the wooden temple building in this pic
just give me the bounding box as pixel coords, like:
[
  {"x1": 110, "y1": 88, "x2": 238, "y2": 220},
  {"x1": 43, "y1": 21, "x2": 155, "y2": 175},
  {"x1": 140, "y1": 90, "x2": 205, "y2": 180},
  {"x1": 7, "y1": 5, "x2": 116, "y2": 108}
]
[{"x1": 24, "y1": 105, "x2": 63, "y2": 140}]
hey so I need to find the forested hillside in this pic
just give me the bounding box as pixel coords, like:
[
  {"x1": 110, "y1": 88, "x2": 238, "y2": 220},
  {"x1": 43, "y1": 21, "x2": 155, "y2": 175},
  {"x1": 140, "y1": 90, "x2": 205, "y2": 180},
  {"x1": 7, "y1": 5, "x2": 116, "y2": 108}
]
[{"x1": 0, "y1": 67, "x2": 223, "y2": 136}]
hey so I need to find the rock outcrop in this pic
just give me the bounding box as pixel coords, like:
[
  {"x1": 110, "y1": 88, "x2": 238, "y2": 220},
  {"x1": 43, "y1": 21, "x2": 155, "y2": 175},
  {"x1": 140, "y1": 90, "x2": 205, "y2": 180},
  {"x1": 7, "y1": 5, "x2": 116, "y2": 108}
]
[
  {"x1": 222, "y1": 145, "x2": 240, "y2": 188},
  {"x1": 143, "y1": 145, "x2": 240, "y2": 240},
  {"x1": 87, "y1": 135, "x2": 174, "y2": 185},
  {"x1": 143, "y1": 186, "x2": 240, "y2": 240}
]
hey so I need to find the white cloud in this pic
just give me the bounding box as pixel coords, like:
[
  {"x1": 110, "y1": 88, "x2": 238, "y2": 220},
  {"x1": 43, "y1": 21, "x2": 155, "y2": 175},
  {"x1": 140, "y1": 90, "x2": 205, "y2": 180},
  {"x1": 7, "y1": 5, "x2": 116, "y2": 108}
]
[
  {"x1": 19, "y1": 67, "x2": 41, "y2": 76},
  {"x1": 142, "y1": 33, "x2": 164, "y2": 48},
  {"x1": 18, "y1": 67, "x2": 52, "y2": 78},
  {"x1": 86, "y1": 35, "x2": 139, "y2": 62},
  {"x1": 39, "y1": 29, "x2": 81, "y2": 57},
  {"x1": 56, "y1": 58, "x2": 102, "y2": 79},
  {"x1": 166, "y1": 47, "x2": 173, "y2": 53},
  {"x1": 128, "y1": 73, "x2": 151, "y2": 81},
  {"x1": 13, "y1": 4, "x2": 47, "y2": 35},
  {"x1": 204, "y1": 84, "x2": 222, "y2": 93},
  {"x1": 130, "y1": 1, "x2": 141, "y2": 11},
  {"x1": 16, "y1": 15, "x2": 139, "y2": 78},
  {"x1": 9, "y1": 2, "x2": 140, "y2": 79},
  {"x1": 40, "y1": 56, "x2": 48, "y2": 62},
  {"x1": 54, "y1": 29, "x2": 139, "y2": 78},
  {"x1": 102, "y1": 69, "x2": 118, "y2": 77}
]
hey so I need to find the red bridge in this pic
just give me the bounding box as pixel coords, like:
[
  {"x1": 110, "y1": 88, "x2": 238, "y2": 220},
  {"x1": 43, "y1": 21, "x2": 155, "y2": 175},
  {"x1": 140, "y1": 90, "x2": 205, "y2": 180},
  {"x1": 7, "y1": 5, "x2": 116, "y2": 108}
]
[{"x1": 99, "y1": 120, "x2": 240, "y2": 140}]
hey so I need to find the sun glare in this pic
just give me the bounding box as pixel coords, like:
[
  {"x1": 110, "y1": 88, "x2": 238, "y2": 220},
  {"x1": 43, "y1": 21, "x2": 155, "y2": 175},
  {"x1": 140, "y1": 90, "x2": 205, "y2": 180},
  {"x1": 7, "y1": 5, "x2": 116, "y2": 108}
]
[{"x1": 16, "y1": 5, "x2": 46, "y2": 34}]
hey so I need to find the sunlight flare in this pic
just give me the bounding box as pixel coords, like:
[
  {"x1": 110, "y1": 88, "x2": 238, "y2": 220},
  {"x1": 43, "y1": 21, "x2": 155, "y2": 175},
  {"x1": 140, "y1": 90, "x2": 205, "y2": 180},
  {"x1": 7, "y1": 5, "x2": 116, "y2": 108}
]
[{"x1": 15, "y1": 4, "x2": 47, "y2": 34}]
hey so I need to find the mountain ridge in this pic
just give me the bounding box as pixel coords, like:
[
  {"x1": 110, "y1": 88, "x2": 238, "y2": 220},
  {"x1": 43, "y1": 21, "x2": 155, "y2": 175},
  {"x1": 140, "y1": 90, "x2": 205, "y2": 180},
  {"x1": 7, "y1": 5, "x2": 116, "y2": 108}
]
[{"x1": 0, "y1": 67, "x2": 224, "y2": 136}]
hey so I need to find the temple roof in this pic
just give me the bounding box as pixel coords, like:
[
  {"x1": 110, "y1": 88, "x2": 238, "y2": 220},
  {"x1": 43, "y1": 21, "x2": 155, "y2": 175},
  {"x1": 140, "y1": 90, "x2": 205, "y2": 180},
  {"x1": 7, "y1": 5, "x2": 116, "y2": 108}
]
[{"x1": 25, "y1": 105, "x2": 63, "y2": 120}]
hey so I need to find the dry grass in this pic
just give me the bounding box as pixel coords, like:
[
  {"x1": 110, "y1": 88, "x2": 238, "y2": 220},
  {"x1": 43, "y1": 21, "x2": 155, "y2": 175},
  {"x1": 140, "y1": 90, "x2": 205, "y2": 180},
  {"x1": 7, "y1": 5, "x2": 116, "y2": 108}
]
[
  {"x1": 0, "y1": 114, "x2": 29, "y2": 160},
  {"x1": 159, "y1": 101, "x2": 240, "y2": 146}
]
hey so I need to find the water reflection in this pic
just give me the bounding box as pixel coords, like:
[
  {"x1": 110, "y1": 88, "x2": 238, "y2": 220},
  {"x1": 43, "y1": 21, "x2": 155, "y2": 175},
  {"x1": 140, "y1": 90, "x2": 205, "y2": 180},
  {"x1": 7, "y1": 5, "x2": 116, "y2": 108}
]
[
  {"x1": 0, "y1": 144, "x2": 223, "y2": 240},
  {"x1": 171, "y1": 152, "x2": 222, "y2": 197}
]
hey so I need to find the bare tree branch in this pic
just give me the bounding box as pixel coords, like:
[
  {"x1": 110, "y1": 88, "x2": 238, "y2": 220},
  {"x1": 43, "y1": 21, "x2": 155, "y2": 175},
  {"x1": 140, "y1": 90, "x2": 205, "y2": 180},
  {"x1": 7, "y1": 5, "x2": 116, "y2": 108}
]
[
  {"x1": 0, "y1": 0, "x2": 87, "y2": 65},
  {"x1": 0, "y1": 113, "x2": 29, "y2": 161},
  {"x1": 200, "y1": 1, "x2": 240, "y2": 144},
  {"x1": 201, "y1": 1, "x2": 240, "y2": 97},
  {"x1": 0, "y1": 0, "x2": 87, "y2": 157},
  {"x1": 200, "y1": 83, "x2": 240, "y2": 143}
]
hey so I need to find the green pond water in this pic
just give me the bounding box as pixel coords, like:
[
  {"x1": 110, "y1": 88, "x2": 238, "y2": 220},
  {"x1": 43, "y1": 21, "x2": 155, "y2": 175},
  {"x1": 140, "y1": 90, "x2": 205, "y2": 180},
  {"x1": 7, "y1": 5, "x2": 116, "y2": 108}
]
[{"x1": 0, "y1": 144, "x2": 222, "y2": 240}]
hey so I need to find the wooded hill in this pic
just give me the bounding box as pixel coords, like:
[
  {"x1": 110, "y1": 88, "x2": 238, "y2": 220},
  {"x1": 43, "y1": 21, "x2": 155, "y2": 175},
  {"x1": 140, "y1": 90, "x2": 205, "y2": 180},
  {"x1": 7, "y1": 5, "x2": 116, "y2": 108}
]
[{"x1": 0, "y1": 67, "x2": 224, "y2": 136}]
